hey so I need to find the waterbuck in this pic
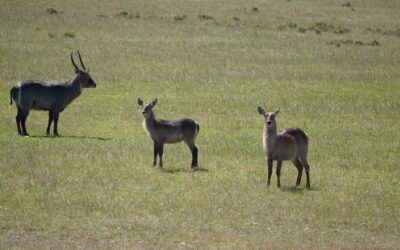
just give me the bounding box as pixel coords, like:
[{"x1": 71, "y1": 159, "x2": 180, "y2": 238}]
[
  {"x1": 138, "y1": 98, "x2": 200, "y2": 168},
  {"x1": 9, "y1": 51, "x2": 96, "y2": 136},
  {"x1": 257, "y1": 106, "x2": 310, "y2": 189}
]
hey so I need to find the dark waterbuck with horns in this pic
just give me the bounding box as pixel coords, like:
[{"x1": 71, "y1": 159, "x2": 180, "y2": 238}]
[{"x1": 9, "y1": 51, "x2": 96, "y2": 136}]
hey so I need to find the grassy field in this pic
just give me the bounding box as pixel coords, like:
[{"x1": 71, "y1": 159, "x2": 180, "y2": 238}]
[{"x1": 1, "y1": 0, "x2": 399, "y2": 248}]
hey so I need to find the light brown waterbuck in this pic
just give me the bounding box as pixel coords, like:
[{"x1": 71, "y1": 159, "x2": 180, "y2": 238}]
[
  {"x1": 258, "y1": 106, "x2": 310, "y2": 189},
  {"x1": 9, "y1": 51, "x2": 96, "y2": 136},
  {"x1": 138, "y1": 98, "x2": 200, "y2": 168}
]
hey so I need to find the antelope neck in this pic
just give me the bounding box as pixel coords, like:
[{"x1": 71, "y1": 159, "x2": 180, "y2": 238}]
[
  {"x1": 66, "y1": 76, "x2": 83, "y2": 102},
  {"x1": 264, "y1": 124, "x2": 278, "y2": 152},
  {"x1": 144, "y1": 112, "x2": 157, "y2": 126}
]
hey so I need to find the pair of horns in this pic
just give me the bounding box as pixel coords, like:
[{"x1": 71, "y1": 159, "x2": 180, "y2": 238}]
[{"x1": 71, "y1": 50, "x2": 86, "y2": 71}]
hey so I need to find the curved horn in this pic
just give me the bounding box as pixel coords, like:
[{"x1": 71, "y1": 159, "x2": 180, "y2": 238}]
[
  {"x1": 77, "y1": 50, "x2": 86, "y2": 71},
  {"x1": 71, "y1": 52, "x2": 80, "y2": 72}
]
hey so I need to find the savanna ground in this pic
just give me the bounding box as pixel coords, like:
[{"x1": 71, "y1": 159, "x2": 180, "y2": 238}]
[{"x1": 0, "y1": 0, "x2": 399, "y2": 248}]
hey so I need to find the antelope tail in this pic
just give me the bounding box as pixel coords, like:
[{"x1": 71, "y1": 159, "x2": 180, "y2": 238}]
[
  {"x1": 9, "y1": 87, "x2": 14, "y2": 105},
  {"x1": 196, "y1": 123, "x2": 200, "y2": 135}
]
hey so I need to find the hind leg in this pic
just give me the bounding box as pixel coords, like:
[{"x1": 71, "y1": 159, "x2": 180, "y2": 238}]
[
  {"x1": 292, "y1": 158, "x2": 303, "y2": 186},
  {"x1": 304, "y1": 164, "x2": 310, "y2": 189},
  {"x1": 190, "y1": 145, "x2": 198, "y2": 168},
  {"x1": 185, "y1": 139, "x2": 198, "y2": 168},
  {"x1": 20, "y1": 109, "x2": 30, "y2": 136},
  {"x1": 299, "y1": 157, "x2": 310, "y2": 189},
  {"x1": 15, "y1": 107, "x2": 22, "y2": 135}
]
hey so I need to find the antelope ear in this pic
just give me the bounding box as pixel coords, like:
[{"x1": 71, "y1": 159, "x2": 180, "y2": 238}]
[
  {"x1": 138, "y1": 98, "x2": 144, "y2": 106},
  {"x1": 257, "y1": 106, "x2": 265, "y2": 115},
  {"x1": 275, "y1": 107, "x2": 280, "y2": 114},
  {"x1": 151, "y1": 98, "x2": 158, "y2": 106}
]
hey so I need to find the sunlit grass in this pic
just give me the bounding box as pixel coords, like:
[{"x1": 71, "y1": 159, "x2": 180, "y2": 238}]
[{"x1": 0, "y1": 0, "x2": 399, "y2": 248}]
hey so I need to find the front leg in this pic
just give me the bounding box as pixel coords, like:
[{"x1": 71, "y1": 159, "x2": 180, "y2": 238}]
[
  {"x1": 153, "y1": 141, "x2": 158, "y2": 167},
  {"x1": 53, "y1": 112, "x2": 60, "y2": 136},
  {"x1": 267, "y1": 158, "x2": 273, "y2": 186},
  {"x1": 276, "y1": 160, "x2": 282, "y2": 188},
  {"x1": 158, "y1": 143, "x2": 164, "y2": 167},
  {"x1": 46, "y1": 111, "x2": 53, "y2": 136}
]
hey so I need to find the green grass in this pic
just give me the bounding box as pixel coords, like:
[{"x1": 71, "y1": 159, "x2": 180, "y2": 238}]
[{"x1": 1, "y1": 0, "x2": 399, "y2": 248}]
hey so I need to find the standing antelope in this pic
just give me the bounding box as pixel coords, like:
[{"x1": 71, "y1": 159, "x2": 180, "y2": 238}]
[
  {"x1": 9, "y1": 51, "x2": 96, "y2": 136},
  {"x1": 257, "y1": 106, "x2": 310, "y2": 189},
  {"x1": 138, "y1": 98, "x2": 200, "y2": 168}
]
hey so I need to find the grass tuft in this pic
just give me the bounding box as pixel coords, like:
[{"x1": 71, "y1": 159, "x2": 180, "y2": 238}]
[
  {"x1": 46, "y1": 8, "x2": 62, "y2": 15},
  {"x1": 198, "y1": 14, "x2": 214, "y2": 20},
  {"x1": 0, "y1": 0, "x2": 399, "y2": 248},
  {"x1": 174, "y1": 15, "x2": 187, "y2": 21},
  {"x1": 64, "y1": 32, "x2": 75, "y2": 38}
]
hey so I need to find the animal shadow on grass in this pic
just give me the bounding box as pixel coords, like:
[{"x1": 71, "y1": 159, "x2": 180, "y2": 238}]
[
  {"x1": 160, "y1": 166, "x2": 209, "y2": 174},
  {"x1": 279, "y1": 185, "x2": 318, "y2": 193},
  {"x1": 30, "y1": 134, "x2": 112, "y2": 141}
]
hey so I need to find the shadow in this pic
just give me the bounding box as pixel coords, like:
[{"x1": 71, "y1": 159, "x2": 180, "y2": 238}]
[
  {"x1": 279, "y1": 185, "x2": 318, "y2": 193},
  {"x1": 159, "y1": 166, "x2": 209, "y2": 174},
  {"x1": 29, "y1": 134, "x2": 112, "y2": 141},
  {"x1": 279, "y1": 185, "x2": 306, "y2": 193}
]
